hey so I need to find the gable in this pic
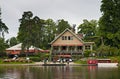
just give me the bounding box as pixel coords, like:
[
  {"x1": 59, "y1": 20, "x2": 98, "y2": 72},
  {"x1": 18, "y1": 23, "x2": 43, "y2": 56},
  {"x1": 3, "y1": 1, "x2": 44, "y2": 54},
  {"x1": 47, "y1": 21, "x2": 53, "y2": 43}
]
[{"x1": 51, "y1": 29, "x2": 84, "y2": 46}]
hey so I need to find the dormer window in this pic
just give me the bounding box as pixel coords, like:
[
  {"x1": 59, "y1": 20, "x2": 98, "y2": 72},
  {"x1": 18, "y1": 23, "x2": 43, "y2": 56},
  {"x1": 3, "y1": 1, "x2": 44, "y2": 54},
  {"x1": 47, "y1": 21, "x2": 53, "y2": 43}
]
[
  {"x1": 68, "y1": 36, "x2": 71, "y2": 40},
  {"x1": 62, "y1": 36, "x2": 64, "y2": 40},
  {"x1": 62, "y1": 36, "x2": 67, "y2": 40},
  {"x1": 62, "y1": 36, "x2": 73, "y2": 40},
  {"x1": 65, "y1": 36, "x2": 67, "y2": 40}
]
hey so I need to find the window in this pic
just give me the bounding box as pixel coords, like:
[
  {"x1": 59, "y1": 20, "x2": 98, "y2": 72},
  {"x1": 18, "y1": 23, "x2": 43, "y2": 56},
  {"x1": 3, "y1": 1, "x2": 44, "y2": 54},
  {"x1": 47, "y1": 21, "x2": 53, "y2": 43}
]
[
  {"x1": 85, "y1": 46, "x2": 90, "y2": 50},
  {"x1": 62, "y1": 36, "x2": 73, "y2": 40},
  {"x1": 62, "y1": 36, "x2": 64, "y2": 40},
  {"x1": 65, "y1": 36, "x2": 67, "y2": 40},
  {"x1": 77, "y1": 46, "x2": 82, "y2": 50},
  {"x1": 68, "y1": 36, "x2": 73, "y2": 40},
  {"x1": 53, "y1": 46, "x2": 59, "y2": 50},
  {"x1": 62, "y1": 36, "x2": 67, "y2": 40},
  {"x1": 70, "y1": 36, "x2": 73, "y2": 40},
  {"x1": 68, "y1": 36, "x2": 71, "y2": 40}
]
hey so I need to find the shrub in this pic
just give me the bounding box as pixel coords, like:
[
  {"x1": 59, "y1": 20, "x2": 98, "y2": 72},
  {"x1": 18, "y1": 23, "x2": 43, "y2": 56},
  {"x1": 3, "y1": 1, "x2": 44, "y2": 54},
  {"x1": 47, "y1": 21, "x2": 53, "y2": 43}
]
[
  {"x1": 74, "y1": 59, "x2": 87, "y2": 64},
  {"x1": 29, "y1": 57, "x2": 41, "y2": 62},
  {"x1": 84, "y1": 50, "x2": 91, "y2": 57},
  {"x1": 0, "y1": 52, "x2": 7, "y2": 58},
  {"x1": 109, "y1": 56, "x2": 120, "y2": 63}
]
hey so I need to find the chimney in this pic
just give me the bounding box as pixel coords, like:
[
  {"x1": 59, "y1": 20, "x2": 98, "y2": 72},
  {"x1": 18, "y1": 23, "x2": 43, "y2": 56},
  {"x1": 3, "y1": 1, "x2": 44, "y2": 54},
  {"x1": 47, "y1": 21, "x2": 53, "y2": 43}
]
[{"x1": 72, "y1": 24, "x2": 76, "y2": 33}]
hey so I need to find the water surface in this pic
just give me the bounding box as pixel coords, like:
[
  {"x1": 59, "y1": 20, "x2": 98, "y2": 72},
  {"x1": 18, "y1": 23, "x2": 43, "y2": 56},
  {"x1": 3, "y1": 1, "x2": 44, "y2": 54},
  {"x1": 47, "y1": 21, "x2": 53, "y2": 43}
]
[{"x1": 0, "y1": 65, "x2": 120, "y2": 79}]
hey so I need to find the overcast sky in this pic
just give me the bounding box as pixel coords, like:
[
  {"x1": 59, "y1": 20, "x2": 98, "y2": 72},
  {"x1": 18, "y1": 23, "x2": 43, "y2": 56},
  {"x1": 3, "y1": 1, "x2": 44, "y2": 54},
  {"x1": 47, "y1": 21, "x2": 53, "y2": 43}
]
[{"x1": 0, "y1": 0, "x2": 102, "y2": 39}]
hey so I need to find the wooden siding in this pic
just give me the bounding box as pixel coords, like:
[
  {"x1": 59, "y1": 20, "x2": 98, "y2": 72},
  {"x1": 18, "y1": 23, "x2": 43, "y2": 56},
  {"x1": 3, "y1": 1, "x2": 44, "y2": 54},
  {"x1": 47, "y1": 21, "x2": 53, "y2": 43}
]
[{"x1": 52, "y1": 31, "x2": 83, "y2": 46}]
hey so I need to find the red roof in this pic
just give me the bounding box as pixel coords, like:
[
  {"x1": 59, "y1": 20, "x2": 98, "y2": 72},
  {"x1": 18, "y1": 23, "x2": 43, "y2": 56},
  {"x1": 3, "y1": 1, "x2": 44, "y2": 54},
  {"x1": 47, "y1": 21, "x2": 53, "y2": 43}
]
[{"x1": 10, "y1": 51, "x2": 20, "y2": 55}]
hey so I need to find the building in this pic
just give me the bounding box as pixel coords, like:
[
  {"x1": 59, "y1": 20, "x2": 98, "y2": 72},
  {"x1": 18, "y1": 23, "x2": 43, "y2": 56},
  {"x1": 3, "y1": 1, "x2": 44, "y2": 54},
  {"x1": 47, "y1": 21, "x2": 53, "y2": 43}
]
[
  {"x1": 50, "y1": 28, "x2": 94, "y2": 60},
  {"x1": 6, "y1": 43, "x2": 49, "y2": 55}
]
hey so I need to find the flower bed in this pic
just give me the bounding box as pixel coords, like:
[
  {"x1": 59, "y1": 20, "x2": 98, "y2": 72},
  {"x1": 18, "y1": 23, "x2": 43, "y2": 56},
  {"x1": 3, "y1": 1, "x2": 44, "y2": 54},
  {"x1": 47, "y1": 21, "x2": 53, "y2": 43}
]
[{"x1": 1, "y1": 58, "x2": 33, "y2": 64}]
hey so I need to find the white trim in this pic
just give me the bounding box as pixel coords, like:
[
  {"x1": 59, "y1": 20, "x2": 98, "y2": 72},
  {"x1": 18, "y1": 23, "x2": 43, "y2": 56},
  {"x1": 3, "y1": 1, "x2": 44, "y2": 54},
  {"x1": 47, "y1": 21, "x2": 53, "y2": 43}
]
[{"x1": 50, "y1": 28, "x2": 84, "y2": 44}]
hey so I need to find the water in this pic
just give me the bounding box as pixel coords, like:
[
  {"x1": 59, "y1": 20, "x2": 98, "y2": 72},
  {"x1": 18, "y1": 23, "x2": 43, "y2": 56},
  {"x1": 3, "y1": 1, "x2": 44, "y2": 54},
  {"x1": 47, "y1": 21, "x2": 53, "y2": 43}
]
[{"x1": 0, "y1": 65, "x2": 120, "y2": 79}]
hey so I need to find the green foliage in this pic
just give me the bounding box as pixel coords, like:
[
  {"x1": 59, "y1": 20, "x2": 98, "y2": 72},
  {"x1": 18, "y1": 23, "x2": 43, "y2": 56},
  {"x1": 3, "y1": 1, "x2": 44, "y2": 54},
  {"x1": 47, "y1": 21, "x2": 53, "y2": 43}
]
[
  {"x1": 29, "y1": 57, "x2": 41, "y2": 62},
  {"x1": 29, "y1": 53, "x2": 50, "y2": 62},
  {"x1": 72, "y1": 55, "x2": 83, "y2": 60},
  {"x1": 74, "y1": 59, "x2": 87, "y2": 64},
  {"x1": 17, "y1": 11, "x2": 47, "y2": 54},
  {"x1": 97, "y1": 45, "x2": 110, "y2": 57},
  {"x1": 0, "y1": 59, "x2": 2, "y2": 63},
  {"x1": 18, "y1": 11, "x2": 55, "y2": 50},
  {"x1": 77, "y1": 19, "x2": 98, "y2": 41},
  {"x1": 96, "y1": 45, "x2": 120, "y2": 57},
  {"x1": 84, "y1": 50, "x2": 91, "y2": 57},
  {"x1": 17, "y1": 11, "x2": 72, "y2": 50},
  {"x1": 109, "y1": 56, "x2": 120, "y2": 63},
  {"x1": 99, "y1": 0, "x2": 120, "y2": 48},
  {"x1": 6, "y1": 37, "x2": 19, "y2": 47},
  {"x1": 42, "y1": 19, "x2": 57, "y2": 49},
  {"x1": 18, "y1": 11, "x2": 37, "y2": 50},
  {"x1": 0, "y1": 8, "x2": 8, "y2": 38},
  {"x1": 57, "y1": 19, "x2": 71, "y2": 34},
  {"x1": 0, "y1": 38, "x2": 7, "y2": 53}
]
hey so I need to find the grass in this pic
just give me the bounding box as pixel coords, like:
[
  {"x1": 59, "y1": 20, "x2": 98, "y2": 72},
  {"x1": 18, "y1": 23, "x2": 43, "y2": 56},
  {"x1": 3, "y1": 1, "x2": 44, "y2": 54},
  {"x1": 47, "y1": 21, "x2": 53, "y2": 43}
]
[
  {"x1": 0, "y1": 59, "x2": 2, "y2": 63},
  {"x1": 74, "y1": 60, "x2": 87, "y2": 64}
]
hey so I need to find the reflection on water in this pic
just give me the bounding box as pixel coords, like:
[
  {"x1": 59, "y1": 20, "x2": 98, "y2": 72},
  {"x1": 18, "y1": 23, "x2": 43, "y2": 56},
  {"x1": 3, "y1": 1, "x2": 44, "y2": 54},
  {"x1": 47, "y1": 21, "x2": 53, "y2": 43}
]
[{"x1": 0, "y1": 65, "x2": 120, "y2": 79}]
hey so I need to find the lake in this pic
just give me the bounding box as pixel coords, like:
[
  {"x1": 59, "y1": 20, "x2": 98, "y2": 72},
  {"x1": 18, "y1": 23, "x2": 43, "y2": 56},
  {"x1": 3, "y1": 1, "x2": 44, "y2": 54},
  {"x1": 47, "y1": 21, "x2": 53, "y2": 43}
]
[{"x1": 0, "y1": 65, "x2": 120, "y2": 79}]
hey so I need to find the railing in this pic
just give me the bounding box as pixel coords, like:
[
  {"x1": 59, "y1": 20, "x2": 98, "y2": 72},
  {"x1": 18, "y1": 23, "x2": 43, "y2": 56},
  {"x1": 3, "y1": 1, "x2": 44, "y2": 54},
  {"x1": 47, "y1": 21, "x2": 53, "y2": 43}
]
[{"x1": 52, "y1": 50, "x2": 83, "y2": 54}]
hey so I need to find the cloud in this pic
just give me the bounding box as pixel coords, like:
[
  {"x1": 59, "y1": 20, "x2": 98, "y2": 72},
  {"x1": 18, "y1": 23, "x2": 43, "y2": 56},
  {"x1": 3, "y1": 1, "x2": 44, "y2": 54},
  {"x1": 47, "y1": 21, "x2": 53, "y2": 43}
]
[{"x1": 0, "y1": 0, "x2": 101, "y2": 39}]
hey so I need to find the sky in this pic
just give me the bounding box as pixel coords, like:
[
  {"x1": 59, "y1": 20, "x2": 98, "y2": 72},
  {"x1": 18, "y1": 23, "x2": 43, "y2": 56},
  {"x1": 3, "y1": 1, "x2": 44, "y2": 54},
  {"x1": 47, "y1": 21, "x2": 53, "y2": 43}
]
[{"x1": 0, "y1": 0, "x2": 102, "y2": 39}]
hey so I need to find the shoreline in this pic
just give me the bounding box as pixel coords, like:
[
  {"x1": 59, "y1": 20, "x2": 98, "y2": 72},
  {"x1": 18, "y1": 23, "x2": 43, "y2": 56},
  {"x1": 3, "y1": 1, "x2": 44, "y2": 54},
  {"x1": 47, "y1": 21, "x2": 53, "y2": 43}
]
[
  {"x1": 0, "y1": 62, "x2": 119, "y2": 67},
  {"x1": 0, "y1": 62, "x2": 97, "y2": 66}
]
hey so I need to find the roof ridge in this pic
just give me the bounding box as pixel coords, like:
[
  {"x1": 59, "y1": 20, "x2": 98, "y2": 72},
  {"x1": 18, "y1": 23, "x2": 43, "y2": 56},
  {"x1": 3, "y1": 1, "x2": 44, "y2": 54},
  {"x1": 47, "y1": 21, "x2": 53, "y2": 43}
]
[{"x1": 50, "y1": 28, "x2": 84, "y2": 44}]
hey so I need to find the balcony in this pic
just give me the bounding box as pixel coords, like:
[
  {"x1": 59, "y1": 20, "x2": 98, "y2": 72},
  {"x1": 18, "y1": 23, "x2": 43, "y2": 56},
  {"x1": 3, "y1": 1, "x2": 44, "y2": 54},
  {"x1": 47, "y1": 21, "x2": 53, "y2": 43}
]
[{"x1": 52, "y1": 50, "x2": 83, "y2": 54}]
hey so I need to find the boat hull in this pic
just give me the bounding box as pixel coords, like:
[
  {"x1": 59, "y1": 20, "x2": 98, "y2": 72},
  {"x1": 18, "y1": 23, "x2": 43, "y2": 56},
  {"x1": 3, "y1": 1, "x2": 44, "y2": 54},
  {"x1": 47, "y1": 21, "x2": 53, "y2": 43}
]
[{"x1": 98, "y1": 63, "x2": 118, "y2": 67}]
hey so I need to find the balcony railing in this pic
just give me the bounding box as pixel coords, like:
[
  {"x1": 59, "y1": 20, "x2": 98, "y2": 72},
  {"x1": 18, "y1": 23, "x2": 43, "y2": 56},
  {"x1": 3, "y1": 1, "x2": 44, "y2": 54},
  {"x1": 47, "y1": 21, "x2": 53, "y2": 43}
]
[{"x1": 52, "y1": 50, "x2": 83, "y2": 54}]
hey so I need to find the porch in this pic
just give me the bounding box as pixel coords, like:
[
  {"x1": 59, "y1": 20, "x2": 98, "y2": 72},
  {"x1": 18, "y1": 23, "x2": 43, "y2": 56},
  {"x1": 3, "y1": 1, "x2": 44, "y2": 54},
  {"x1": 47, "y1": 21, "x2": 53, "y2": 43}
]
[{"x1": 52, "y1": 46, "x2": 83, "y2": 53}]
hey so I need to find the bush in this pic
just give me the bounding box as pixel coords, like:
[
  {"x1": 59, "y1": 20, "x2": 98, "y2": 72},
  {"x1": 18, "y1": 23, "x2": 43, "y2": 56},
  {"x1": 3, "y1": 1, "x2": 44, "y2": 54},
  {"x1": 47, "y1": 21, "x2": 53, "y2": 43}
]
[
  {"x1": 72, "y1": 55, "x2": 83, "y2": 61},
  {"x1": 0, "y1": 52, "x2": 7, "y2": 58},
  {"x1": 0, "y1": 59, "x2": 2, "y2": 63},
  {"x1": 109, "y1": 56, "x2": 120, "y2": 63},
  {"x1": 29, "y1": 57, "x2": 41, "y2": 62},
  {"x1": 74, "y1": 59, "x2": 87, "y2": 64},
  {"x1": 84, "y1": 50, "x2": 91, "y2": 57}
]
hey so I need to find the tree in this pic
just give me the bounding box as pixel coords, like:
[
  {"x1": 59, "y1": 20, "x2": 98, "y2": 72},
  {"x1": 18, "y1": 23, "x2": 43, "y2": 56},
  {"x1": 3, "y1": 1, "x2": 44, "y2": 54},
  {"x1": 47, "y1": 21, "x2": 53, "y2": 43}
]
[
  {"x1": 97, "y1": 44, "x2": 110, "y2": 57},
  {"x1": 57, "y1": 19, "x2": 71, "y2": 34},
  {"x1": 0, "y1": 8, "x2": 8, "y2": 55},
  {"x1": 32, "y1": 17, "x2": 45, "y2": 48},
  {"x1": 18, "y1": 11, "x2": 33, "y2": 49},
  {"x1": 0, "y1": 8, "x2": 8, "y2": 39},
  {"x1": 18, "y1": 11, "x2": 38, "y2": 56},
  {"x1": 99, "y1": 0, "x2": 120, "y2": 48},
  {"x1": 77, "y1": 19, "x2": 98, "y2": 41},
  {"x1": 7, "y1": 37, "x2": 18, "y2": 47},
  {"x1": 43, "y1": 19, "x2": 57, "y2": 49},
  {"x1": 0, "y1": 37, "x2": 6, "y2": 54},
  {"x1": 17, "y1": 11, "x2": 46, "y2": 53}
]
